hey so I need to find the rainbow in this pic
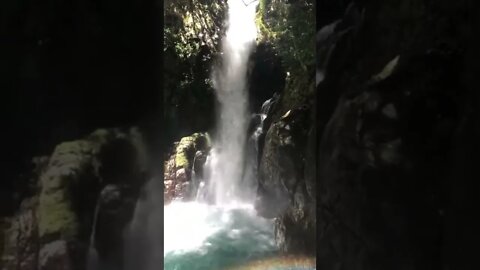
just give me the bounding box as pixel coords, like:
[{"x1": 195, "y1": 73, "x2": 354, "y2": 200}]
[{"x1": 227, "y1": 256, "x2": 316, "y2": 270}]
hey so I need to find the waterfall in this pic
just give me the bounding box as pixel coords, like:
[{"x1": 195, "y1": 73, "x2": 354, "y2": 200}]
[
  {"x1": 251, "y1": 97, "x2": 275, "y2": 147},
  {"x1": 86, "y1": 199, "x2": 101, "y2": 270},
  {"x1": 240, "y1": 97, "x2": 277, "y2": 202},
  {"x1": 208, "y1": 0, "x2": 259, "y2": 204},
  {"x1": 124, "y1": 178, "x2": 164, "y2": 270}
]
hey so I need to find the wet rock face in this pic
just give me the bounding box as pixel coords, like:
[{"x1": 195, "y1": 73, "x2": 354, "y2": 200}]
[
  {"x1": 316, "y1": 51, "x2": 461, "y2": 269},
  {"x1": 253, "y1": 0, "x2": 317, "y2": 254},
  {"x1": 163, "y1": 133, "x2": 211, "y2": 204},
  {"x1": 256, "y1": 106, "x2": 316, "y2": 255},
  {"x1": 94, "y1": 184, "x2": 138, "y2": 269},
  {"x1": 0, "y1": 128, "x2": 147, "y2": 270},
  {"x1": 255, "y1": 0, "x2": 478, "y2": 262},
  {"x1": 193, "y1": 150, "x2": 208, "y2": 180},
  {"x1": 313, "y1": 0, "x2": 475, "y2": 268}
]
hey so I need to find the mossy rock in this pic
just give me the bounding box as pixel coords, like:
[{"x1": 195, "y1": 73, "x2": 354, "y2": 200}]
[
  {"x1": 174, "y1": 133, "x2": 210, "y2": 170},
  {"x1": 38, "y1": 188, "x2": 78, "y2": 240},
  {"x1": 37, "y1": 140, "x2": 96, "y2": 241}
]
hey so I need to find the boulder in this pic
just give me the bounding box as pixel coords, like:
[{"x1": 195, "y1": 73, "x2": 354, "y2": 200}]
[
  {"x1": 315, "y1": 51, "x2": 461, "y2": 269},
  {"x1": 0, "y1": 128, "x2": 147, "y2": 270},
  {"x1": 164, "y1": 133, "x2": 211, "y2": 204},
  {"x1": 256, "y1": 105, "x2": 316, "y2": 255}
]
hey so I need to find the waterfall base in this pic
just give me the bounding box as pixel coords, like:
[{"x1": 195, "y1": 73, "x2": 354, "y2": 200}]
[{"x1": 164, "y1": 202, "x2": 277, "y2": 270}]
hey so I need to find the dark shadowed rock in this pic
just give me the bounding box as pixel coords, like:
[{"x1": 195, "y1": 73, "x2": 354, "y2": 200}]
[
  {"x1": 1, "y1": 197, "x2": 39, "y2": 270},
  {"x1": 256, "y1": 105, "x2": 316, "y2": 255},
  {"x1": 316, "y1": 50, "x2": 462, "y2": 269},
  {"x1": 0, "y1": 128, "x2": 148, "y2": 270},
  {"x1": 94, "y1": 184, "x2": 138, "y2": 269}
]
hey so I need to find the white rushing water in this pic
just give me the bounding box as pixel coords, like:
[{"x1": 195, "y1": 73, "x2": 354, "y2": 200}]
[
  {"x1": 163, "y1": 202, "x2": 276, "y2": 270},
  {"x1": 86, "y1": 200, "x2": 100, "y2": 270},
  {"x1": 208, "y1": 0, "x2": 259, "y2": 204}
]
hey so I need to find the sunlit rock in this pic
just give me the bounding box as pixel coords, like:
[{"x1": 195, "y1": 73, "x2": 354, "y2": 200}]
[{"x1": 164, "y1": 132, "x2": 211, "y2": 204}]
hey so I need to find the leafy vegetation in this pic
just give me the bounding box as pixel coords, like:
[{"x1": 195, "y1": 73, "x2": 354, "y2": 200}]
[
  {"x1": 256, "y1": 0, "x2": 315, "y2": 75},
  {"x1": 163, "y1": 0, "x2": 228, "y2": 139},
  {"x1": 255, "y1": 0, "x2": 315, "y2": 118},
  {"x1": 164, "y1": 0, "x2": 227, "y2": 58}
]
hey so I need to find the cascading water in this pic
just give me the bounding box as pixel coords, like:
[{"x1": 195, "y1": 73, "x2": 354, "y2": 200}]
[
  {"x1": 207, "y1": 0, "x2": 259, "y2": 204},
  {"x1": 241, "y1": 96, "x2": 277, "y2": 202},
  {"x1": 250, "y1": 97, "x2": 276, "y2": 165},
  {"x1": 86, "y1": 200, "x2": 100, "y2": 270}
]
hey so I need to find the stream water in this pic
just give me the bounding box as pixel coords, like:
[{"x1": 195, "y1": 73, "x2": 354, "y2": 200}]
[{"x1": 164, "y1": 202, "x2": 276, "y2": 270}]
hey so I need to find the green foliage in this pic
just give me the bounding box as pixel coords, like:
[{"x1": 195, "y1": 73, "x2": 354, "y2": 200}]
[
  {"x1": 256, "y1": 0, "x2": 315, "y2": 75},
  {"x1": 164, "y1": 0, "x2": 227, "y2": 139},
  {"x1": 164, "y1": 0, "x2": 226, "y2": 58}
]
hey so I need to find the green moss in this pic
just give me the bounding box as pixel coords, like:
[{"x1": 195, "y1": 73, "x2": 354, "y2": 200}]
[
  {"x1": 175, "y1": 135, "x2": 195, "y2": 168},
  {"x1": 175, "y1": 153, "x2": 189, "y2": 169},
  {"x1": 174, "y1": 133, "x2": 208, "y2": 169},
  {"x1": 256, "y1": 0, "x2": 275, "y2": 42},
  {"x1": 37, "y1": 140, "x2": 95, "y2": 240},
  {"x1": 37, "y1": 186, "x2": 77, "y2": 239}
]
